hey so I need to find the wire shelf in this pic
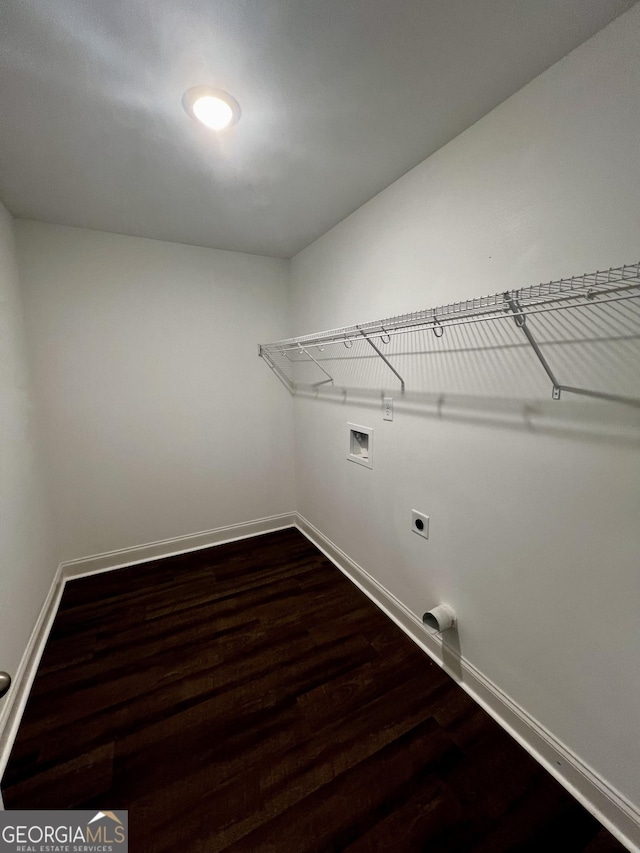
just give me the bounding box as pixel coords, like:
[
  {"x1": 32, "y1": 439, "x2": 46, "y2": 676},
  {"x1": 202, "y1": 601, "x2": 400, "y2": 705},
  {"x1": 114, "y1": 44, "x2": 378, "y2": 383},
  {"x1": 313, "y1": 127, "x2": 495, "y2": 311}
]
[{"x1": 259, "y1": 262, "x2": 640, "y2": 405}]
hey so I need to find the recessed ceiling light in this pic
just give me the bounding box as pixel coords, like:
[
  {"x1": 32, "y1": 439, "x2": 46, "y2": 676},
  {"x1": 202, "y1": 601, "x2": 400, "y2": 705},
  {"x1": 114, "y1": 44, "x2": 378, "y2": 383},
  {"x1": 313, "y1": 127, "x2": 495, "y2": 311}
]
[{"x1": 182, "y1": 87, "x2": 241, "y2": 131}]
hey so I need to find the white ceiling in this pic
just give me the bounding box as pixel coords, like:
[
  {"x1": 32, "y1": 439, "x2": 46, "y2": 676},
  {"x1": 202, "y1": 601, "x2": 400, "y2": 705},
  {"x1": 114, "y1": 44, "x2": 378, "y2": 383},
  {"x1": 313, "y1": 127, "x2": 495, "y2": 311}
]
[{"x1": 0, "y1": 0, "x2": 635, "y2": 258}]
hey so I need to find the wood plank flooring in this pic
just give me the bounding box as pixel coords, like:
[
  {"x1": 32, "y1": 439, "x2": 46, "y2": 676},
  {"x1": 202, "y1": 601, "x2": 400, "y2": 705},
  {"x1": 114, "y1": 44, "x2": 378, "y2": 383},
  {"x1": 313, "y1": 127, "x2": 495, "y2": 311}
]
[{"x1": 2, "y1": 529, "x2": 625, "y2": 852}]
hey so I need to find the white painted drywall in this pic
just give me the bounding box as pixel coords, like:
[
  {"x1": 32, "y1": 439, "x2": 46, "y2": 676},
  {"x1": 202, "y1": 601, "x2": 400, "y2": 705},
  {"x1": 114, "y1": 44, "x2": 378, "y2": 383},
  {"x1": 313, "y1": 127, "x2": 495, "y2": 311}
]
[
  {"x1": 290, "y1": 4, "x2": 640, "y2": 811},
  {"x1": 0, "y1": 203, "x2": 55, "y2": 697},
  {"x1": 16, "y1": 223, "x2": 295, "y2": 562}
]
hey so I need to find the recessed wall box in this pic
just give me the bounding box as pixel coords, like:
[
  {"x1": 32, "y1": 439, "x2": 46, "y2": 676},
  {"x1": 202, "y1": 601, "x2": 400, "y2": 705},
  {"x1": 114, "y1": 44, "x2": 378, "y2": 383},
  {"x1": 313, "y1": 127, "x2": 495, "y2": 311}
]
[
  {"x1": 412, "y1": 510, "x2": 430, "y2": 539},
  {"x1": 348, "y1": 423, "x2": 373, "y2": 469}
]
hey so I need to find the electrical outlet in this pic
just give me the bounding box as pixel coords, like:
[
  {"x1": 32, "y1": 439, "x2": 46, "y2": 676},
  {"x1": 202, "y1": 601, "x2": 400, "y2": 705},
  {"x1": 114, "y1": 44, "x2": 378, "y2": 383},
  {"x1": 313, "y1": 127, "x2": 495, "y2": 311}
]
[
  {"x1": 383, "y1": 397, "x2": 393, "y2": 421},
  {"x1": 411, "y1": 510, "x2": 429, "y2": 539}
]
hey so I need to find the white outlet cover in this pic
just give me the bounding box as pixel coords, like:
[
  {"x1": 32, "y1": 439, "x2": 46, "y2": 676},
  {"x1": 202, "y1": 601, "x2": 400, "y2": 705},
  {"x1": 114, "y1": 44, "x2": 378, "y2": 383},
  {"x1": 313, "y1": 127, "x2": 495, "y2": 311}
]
[{"x1": 411, "y1": 510, "x2": 429, "y2": 539}]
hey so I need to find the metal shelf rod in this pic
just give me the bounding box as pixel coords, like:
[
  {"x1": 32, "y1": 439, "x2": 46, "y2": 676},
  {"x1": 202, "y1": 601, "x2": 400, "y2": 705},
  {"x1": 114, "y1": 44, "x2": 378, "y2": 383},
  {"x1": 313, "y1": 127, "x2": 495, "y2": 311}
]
[
  {"x1": 267, "y1": 291, "x2": 639, "y2": 353},
  {"x1": 258, "y1": 260, "x2": 640, "y2": 405},
  {"x1": 264, "y1": 264, "x2": 639, "y2": 351}
]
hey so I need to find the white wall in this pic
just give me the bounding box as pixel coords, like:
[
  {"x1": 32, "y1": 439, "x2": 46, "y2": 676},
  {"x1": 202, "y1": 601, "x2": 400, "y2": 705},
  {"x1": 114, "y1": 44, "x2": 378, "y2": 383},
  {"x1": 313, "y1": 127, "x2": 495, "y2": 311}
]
[
  {"x1": 0, "y1": 203, "x2": 55, "y2": 701},
  {"x1": 16, "y1": 222, "x2": 295, "y2": 562},
  {"x1": 290, "y1": 3, "x2": 640, "y2": 814}
]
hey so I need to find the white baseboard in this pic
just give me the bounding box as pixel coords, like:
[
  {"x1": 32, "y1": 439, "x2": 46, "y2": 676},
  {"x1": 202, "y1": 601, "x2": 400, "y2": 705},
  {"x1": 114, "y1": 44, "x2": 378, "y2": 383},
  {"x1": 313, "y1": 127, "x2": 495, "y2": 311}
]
[
  {"x1": 0, "y1": 564, "x2": 65, "y2": 783},
  {"x1": 295, "y1": 513, "x2": 640, "y2": 853},
  {"x1": 0, "y1": 512, "x2": 296, "y2": 785},
  {"x1": 61, "y1": 513, "x2": 297, "y2": 580}
]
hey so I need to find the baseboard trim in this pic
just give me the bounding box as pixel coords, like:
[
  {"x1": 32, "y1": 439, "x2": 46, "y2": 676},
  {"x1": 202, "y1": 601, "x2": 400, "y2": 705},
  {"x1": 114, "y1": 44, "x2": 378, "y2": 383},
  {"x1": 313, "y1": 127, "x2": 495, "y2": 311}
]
[
  {"x1": 0, "y1": 564, "x2": 65, "y2": 783},
  {"x1": 0, "y1": 512, "x2": 296, "y2": 786},
  {"x1": 295, "y1": 513, "x2": 640, "y2": 853},
  {"x1": 61, "y1": 513, "x2": 297, "y2": 580}
]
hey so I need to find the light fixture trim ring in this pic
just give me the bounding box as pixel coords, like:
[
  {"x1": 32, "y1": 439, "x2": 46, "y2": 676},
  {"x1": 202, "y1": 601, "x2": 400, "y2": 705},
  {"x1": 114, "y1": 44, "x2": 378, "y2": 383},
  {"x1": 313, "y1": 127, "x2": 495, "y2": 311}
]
[{"x1": 182, "y1": 86, "x2": 241, "y2": 130}]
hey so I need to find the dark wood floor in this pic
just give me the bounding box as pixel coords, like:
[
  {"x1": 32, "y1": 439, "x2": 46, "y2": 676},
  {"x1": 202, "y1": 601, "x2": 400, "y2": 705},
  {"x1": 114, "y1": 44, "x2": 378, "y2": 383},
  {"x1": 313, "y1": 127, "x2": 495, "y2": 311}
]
[{"x1": 2, "y1": 529, "x2": 624, "y2": 852}]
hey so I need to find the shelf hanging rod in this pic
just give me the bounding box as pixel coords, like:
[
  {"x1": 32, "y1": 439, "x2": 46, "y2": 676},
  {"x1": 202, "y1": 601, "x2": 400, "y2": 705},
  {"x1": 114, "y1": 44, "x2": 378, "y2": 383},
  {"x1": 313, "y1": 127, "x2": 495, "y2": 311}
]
[
  {"x1": 272, "y1": 268, "x2": 639, "y2": 350},
  {"x1": 259, "y1": 260, "x2": 640, "y2": 405},
  {"x1": 267, "y1": 289, "x2": 639, "y2": 354}
]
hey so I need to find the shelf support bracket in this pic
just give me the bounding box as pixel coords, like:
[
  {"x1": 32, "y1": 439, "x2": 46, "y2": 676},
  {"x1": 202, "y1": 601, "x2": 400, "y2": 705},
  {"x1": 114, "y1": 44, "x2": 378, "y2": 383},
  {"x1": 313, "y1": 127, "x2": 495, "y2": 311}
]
[
  {"x1": 504, "y1": 293, "x2": 561, "y2": 400},
  {"x1": 297, "y1": 343, "x2": 334, "y2": 387},
  {"x1": 358, "y1": 327, "x2": 405, "y2": 391}
]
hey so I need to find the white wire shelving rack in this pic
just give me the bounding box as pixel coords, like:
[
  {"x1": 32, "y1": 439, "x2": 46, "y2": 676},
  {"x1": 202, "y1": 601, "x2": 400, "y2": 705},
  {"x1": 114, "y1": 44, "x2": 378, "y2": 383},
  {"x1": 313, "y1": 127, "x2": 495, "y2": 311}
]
[{"x1": 258, "y1": 262, "x2": 640, "y2": 406}]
